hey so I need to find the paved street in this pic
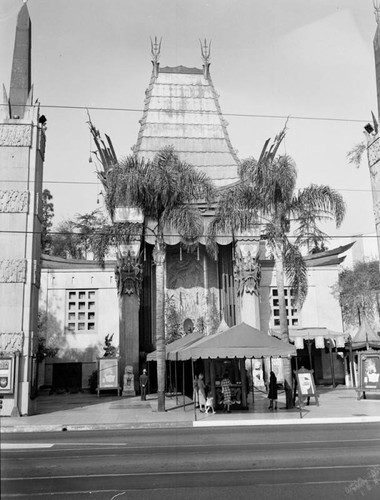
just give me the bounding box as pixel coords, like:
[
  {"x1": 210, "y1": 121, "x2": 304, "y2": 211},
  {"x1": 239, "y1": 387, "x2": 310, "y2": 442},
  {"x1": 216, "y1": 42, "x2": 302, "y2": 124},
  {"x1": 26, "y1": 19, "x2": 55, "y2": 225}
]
[{"x1": 2, "y1": 423, "x2": 380, "y2": 499}]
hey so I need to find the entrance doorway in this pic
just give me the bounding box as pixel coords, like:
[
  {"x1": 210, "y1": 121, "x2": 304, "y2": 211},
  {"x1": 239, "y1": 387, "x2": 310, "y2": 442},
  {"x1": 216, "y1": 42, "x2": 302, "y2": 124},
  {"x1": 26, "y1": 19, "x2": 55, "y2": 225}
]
[{"x1": 52, "y1": 363, "x2": 82, "y2": 392}]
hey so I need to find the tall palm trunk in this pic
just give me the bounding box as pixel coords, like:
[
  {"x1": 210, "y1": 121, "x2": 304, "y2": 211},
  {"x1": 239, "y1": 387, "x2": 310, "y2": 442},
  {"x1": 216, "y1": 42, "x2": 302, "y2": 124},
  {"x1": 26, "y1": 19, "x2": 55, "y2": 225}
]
[
  {"x1": 274, "y1": 241, "x2": 293, "y2": 400},
  {"x1": 153, "y1": 238, "x2": 166, "y2": 412}
]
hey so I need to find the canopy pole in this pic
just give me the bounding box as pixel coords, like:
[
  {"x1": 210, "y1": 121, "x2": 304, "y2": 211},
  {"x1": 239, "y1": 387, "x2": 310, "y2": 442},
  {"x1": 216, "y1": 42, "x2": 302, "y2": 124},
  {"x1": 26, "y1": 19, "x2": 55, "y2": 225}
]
[
  {"x1": 295, "y1": 355, "x2": 302, "y2": 419},
  {"x1": 182, "y1": 361, "x2": 185, "y2": 411},
  {"x1": 175, "y1": 359, "x2": 178, "y2": 405},
  {"x1": 307, "y1": 340, "x2": 313, "y2": 370},
  {"x1": 250, "y1": 358, "x2": 254, "y2": 404},
  {"x1": 192, "y1": 360, "x2": 197, "y2": 421}
]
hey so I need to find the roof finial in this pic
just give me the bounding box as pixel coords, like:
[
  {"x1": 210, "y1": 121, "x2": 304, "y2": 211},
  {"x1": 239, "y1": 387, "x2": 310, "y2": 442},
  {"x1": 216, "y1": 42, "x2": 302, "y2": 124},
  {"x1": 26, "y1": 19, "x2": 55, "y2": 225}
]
[
  {"x1": 200, "y1": 39, "x2": 211, "y2": 79},
  {"x1": 150, "y1": 36, "x2": 162, "y2": 77},
  {"x1": 375, "y1": 0, "x2": 380, "y2": 24}
]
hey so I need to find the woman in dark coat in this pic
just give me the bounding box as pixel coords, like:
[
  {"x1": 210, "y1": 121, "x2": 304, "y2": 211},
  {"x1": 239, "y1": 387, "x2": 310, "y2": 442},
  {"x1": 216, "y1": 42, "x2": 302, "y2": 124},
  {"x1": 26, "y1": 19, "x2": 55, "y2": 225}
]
[{"x1": 268, "y1": 371, "x2": 278, "y2": 410}]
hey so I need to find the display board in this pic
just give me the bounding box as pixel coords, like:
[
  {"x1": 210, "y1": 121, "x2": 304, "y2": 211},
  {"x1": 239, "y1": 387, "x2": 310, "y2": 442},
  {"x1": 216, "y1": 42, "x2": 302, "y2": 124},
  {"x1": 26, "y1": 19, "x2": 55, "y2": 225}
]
[
  {"x1": 295, "y1": 367, "x2": 319, "y2": 411},
  {"x1": 0, "y1": 355, "x2": 15, "y2": 394},
  {"x1": 97, "y1": 357, "x2": 120, "y2": 396},
  {"x1": 356, "y1": 351, "x2": 380, "y2": 400}
]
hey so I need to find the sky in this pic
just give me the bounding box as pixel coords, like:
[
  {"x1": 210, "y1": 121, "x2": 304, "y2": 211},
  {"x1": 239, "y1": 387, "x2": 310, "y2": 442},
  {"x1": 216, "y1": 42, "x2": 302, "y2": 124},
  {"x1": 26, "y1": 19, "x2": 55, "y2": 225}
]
[{"x1": 1, "y1": 0, "x2": 379, "y2": 259}]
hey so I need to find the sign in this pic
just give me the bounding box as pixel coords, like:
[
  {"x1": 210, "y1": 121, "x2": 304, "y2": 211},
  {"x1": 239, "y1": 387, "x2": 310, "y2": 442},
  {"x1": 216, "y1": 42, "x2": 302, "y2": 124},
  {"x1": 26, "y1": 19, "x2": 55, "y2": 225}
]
[
  {"x1": 357, "y1": 351, "x2": 380, "y2": 399},
  {"x1": 0, "y1": 356, "x2": 15, "y2": 394},
  {"x1": 295, "y1": 367, "x2": 319, "y2": 414},
  {"x1": 97, "y1": 357, "x2": 120, "y2": 396}
]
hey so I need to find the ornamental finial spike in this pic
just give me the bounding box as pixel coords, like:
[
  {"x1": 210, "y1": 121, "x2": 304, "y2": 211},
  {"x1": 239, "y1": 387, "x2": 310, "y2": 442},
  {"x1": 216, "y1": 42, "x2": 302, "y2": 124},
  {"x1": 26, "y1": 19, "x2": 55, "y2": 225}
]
[
  {"x1": 150, "y1": 36, "x2": 162, "y2": 63},
  {"x1": 150, "y1": 36, "x2": 162, "y2": 77},
  {"x1": 200, "y1": 38, "x2": 211, "y2": 65}
]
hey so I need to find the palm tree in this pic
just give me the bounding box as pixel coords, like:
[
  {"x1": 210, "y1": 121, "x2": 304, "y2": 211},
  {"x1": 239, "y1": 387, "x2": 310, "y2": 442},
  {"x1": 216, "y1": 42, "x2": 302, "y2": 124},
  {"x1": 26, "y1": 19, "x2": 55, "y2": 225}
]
[
  {"x1": 98, "y1": 146, "x2": 215, "y2": 412},
  {"x1": 208, "y1": 127, "x2": 346, "y2": 389}
]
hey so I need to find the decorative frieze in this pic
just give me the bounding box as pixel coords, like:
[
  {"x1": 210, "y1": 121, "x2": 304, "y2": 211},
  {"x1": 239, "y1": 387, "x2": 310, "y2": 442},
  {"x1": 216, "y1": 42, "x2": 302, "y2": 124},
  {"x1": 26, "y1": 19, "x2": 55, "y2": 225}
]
[
  {"x1": 0, "y1": 259, "x2": 27, "y2": 283},
  {"x1": 0, "y1": 124, "x2": 32, "y2": 147},
  {"x1": 374, "y1": 201, "x2": 380, "y2": 226},
  {"x1": 0, "y1": 332, "x2": 24, "y2": 354},
  {"x1": 0, "y1": 190, "x2": 29, "y2": 213},
  {"x1": 368, "y1": 136, "x2": 380, "y2": 168}
]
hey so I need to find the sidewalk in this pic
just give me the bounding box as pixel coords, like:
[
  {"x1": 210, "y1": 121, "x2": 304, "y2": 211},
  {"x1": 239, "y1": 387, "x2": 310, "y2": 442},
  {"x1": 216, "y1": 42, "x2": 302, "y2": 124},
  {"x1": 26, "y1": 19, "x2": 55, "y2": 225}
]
[{"x1": 1, "y1": 386, "x2": 380, "y2": 433}]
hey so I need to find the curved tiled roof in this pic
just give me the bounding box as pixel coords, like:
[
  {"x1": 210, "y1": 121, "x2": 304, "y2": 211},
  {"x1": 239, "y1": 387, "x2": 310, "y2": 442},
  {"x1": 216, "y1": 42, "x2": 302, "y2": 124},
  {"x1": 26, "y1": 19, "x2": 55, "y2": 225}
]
[{"x1": 133, "y1": 65, "x2": 240, "y2": 188}]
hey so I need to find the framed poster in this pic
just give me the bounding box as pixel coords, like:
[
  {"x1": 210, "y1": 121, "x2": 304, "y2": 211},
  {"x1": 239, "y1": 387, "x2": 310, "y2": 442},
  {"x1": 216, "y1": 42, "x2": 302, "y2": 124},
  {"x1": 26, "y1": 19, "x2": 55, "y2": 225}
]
[
  {"x1": 97, "y1": 357, "x2": 120, "y2": 396},
  {"x1": 358, "y1": 352, "x2": 380, "y2": 392},
  {"x1": 0, "y1": 356, "x2": 15, "y2": 394}
]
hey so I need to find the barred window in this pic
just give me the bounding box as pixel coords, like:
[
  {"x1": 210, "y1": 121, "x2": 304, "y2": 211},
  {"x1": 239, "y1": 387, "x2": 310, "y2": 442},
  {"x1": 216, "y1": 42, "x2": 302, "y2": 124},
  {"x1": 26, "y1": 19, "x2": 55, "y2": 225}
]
[
  {"x1": 66, "y1": 290, "x2": 97, "y2": 332},
  {"x1": 271, "y1": 288, "x2": 298, "y2": 327}
]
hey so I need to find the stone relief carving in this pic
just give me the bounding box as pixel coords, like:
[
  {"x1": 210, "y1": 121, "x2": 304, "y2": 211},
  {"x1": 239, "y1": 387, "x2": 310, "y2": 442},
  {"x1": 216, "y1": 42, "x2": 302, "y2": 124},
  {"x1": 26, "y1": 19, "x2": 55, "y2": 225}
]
[
  {"x1": 0, "y1": 259, "x2": 27, "y2": 283},
  {"x1": 374, "y1": 201, "x2": 380, "y2": 226},
  {"x1": 234, "y1": 247, "x2": 261, "y2": 297},
  {"x1": 0, "y1": 124, "x2": 32, "y2": 147},
  {"x1": 114, "y1": 253, "x2": 142, "y2": 296},
  {"x1": 0, "y1": 190, "x2": 29, "y2": 213},
  {"x1": 0, "y1": 332, "x2": 24, "y2": 354}
]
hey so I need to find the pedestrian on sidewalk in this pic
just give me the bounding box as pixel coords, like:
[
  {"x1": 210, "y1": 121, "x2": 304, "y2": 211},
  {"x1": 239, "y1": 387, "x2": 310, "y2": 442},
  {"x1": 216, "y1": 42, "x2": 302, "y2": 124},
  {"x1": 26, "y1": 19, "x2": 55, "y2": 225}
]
[
  {"x1": 198, "y1": 373, "x2": 207, "y2": 412},
  {"x1": 268, "y1": 371, "x2": 278, "y2": 410},
  {"x1": 139, "y1": 369, "x2": 148, "y2": 401},
  {"x1": 221, "y1": 371, "x2": 232, "y2": 413},
  {"x1": 193, "y1": 375, "x2": 199, "y2": 407}
]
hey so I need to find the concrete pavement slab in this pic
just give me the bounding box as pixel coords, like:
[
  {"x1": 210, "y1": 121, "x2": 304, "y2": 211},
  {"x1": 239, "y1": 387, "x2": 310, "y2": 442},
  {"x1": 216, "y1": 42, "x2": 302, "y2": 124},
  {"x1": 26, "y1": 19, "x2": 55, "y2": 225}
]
[{"x1": 1, "y1": 386, "x2": 380, "y2": 433}]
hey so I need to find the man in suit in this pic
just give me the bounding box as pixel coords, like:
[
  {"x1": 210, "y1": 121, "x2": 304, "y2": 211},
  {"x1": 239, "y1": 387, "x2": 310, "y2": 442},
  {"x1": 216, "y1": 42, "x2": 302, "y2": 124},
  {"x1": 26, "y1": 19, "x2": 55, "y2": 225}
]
[{"x1": 139, "y1": 369, "x2": 148, "y2": 401}]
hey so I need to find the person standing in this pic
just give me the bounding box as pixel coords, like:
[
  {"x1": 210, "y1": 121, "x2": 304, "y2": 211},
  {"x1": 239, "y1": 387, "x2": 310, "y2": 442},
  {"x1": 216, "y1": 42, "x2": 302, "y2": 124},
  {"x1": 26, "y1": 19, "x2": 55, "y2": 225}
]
[
  {"x1": 221, "y1": 371, "x2": 232, "y2": 413},
  {"x1": 139, "y1": 368, "x2": 148, "y2": 401},
  {"x1": 268, "y1": 371, "x2": 278, "y2": 410},
  {"x1": 198, "y1": 373, "x2": 207, "y2": 412},
  {"x1": 193, "y1": 375, "x2": 199, "y2": 408}
]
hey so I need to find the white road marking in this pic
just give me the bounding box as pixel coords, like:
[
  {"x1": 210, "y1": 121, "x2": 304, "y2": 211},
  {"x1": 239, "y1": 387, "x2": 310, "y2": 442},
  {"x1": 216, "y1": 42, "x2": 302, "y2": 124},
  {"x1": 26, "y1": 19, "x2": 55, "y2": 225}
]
[
  {"x1": 3, "y1": 463, "x2": 380, "y2": 481},
  {"x1": 1, "y1": 443, "x2": 54, "y2": 449}
]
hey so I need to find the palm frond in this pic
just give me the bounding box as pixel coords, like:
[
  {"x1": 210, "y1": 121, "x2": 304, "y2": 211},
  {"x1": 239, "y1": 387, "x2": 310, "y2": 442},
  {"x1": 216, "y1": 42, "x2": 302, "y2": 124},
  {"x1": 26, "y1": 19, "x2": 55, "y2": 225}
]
[
  {"x1": 294, "y1": 184, "x2": 346, "y2": 228},
  {"x1": 346, "y1": 142, "x2": 366, "y2": 168},
  {"x1": 284, "y1": 240, "x2": 308, "y2": 306}
]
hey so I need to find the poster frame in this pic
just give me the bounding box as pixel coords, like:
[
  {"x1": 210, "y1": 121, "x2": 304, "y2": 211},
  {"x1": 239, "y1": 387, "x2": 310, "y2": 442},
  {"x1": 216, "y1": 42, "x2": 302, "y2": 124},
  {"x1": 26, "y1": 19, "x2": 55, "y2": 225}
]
[
  {"x1": 356, "y1": 350, "x2": 380, "y2": 400},
  {"x1": 97, "y1": 357, "x2": 120, "y2": 397},
  {"x1": 0, "y1": 354, "x2": 15, "y2": 394}
]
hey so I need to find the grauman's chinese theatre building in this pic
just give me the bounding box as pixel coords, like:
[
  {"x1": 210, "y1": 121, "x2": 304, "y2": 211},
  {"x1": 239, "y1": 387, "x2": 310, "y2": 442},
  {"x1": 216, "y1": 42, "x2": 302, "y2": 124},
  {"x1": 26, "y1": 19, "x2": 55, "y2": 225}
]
[{"x1": 38, "y1": 40, "x2": 352, "y2": 395}]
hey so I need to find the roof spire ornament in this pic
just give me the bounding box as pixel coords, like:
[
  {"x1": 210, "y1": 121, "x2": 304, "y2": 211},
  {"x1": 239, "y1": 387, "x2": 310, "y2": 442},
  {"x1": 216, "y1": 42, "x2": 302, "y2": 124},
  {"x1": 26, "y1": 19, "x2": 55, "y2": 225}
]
[
  {"x1": 200, "y1": 38, "x2": 211, "y2": 79},
  {"x1": 375, "y1": 0, "x2": 380, "y2": 24},
  {"x1": 150, "y1": 36, "x2": 162, "y2": 78}
]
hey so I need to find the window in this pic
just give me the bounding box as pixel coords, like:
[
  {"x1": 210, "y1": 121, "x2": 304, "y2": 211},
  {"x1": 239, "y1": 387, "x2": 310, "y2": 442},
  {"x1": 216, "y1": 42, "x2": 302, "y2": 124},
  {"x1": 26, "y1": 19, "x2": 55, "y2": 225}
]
[
  {"x1": 66, "y1": 290, "x2": 97, "y2": 332},
  {"x1": 270, "y1": 288, "x2": 298, "y2": 327}
]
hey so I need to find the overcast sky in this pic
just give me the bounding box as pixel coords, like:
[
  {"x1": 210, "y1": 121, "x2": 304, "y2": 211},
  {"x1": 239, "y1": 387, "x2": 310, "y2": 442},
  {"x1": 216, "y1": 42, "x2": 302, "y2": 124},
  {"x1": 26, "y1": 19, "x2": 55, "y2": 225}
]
[{"x1": 1, "y1": 0, "x2": 378, "y2": 257}]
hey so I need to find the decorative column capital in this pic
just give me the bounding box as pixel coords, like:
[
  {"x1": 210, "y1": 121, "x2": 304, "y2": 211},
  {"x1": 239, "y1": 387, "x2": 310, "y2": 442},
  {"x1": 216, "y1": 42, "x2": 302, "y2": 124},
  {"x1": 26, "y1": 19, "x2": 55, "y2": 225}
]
[
  {"x1": 115, "y1": 251, "x2": 142, "y2": 296},
  {"x1": 233, "y1": 243, "x2": 261, "y2": 297}
]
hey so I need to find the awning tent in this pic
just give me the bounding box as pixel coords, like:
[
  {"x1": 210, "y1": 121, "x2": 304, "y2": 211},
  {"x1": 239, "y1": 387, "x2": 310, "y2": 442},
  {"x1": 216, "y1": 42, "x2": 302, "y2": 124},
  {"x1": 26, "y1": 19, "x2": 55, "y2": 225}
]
[
  {"x1": 174, "y1": 322, "x2": 296, "y2": 360},
  {"x1": 350, "y1": 315, "x2": 380, "y2": 350},
  {"x1": 287, "y1": 327, "x2": 348, "y2": 350},
  {"x1": 146, "y1": 332, "x2": 204, "y2": 362}
]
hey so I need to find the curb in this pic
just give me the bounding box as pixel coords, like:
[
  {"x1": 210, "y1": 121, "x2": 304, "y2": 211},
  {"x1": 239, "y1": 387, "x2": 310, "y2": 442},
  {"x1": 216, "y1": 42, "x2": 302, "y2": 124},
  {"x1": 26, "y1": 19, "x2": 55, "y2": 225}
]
[{"x1": 2, "y1": 416, "x2": 380, "y2": 433}]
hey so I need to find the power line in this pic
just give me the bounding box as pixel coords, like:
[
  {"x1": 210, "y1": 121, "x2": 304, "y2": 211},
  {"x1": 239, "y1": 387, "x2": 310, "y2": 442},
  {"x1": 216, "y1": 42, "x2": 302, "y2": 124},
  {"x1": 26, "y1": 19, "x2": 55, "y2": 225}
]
[
  {"x1": 0, "y1": 229, "x2": 378, "y2": 239},
  {"x1": 0, "y1": 179, "x2": 377, "y2": 193},
  {"x1": 0, "y1": 102, "x2": 370, "y2": 123}
]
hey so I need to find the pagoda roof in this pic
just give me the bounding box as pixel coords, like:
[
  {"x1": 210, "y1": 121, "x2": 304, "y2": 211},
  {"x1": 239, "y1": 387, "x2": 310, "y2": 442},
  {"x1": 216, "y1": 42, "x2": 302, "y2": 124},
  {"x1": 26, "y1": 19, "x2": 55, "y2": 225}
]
[
  {"x1": 351, "y1": 314, "x2": 380, "y2": 350},
  {"x1": 133, "y1": 65, "x2": 241, "y2": 188}
]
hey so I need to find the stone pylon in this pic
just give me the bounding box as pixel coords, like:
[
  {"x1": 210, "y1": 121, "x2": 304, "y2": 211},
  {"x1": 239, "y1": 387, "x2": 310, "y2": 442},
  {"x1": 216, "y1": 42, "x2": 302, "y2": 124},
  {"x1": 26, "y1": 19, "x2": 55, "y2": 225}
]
[{"x1": 0, "y1": 4, "x2": 46, "y2": 415}]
